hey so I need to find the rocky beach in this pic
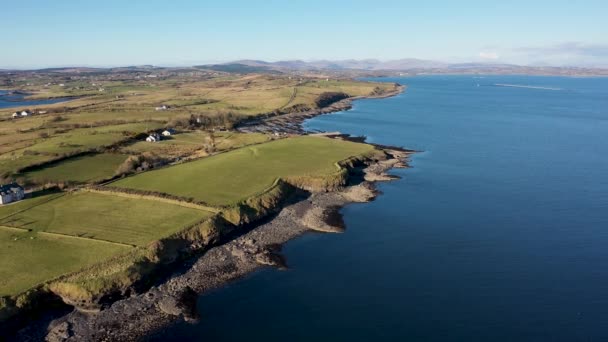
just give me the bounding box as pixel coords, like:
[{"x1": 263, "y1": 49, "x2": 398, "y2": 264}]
[
  {"x1": 8, "y1": 82, "x2": 412, "y2": 341},
  {"x1": 15, "y1": 147, "x2": 412, "y2": 342}
]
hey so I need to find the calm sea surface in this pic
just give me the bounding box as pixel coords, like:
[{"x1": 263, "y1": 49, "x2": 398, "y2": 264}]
[
  {"x1": 151, "y1": 75, "x2": 608, "y2": 341},
  {"x1": 0, "y1": 90, "x2": 71, "y2": 109}
]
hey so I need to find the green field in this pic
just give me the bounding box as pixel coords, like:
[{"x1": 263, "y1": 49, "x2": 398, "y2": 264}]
[
  {"x1": 0, "y1": 192, "x2": 212, "y2": 246},
  {"x1": 0, "y1": 123, "x2": 161, "y2": 176},
  {"x1": 111, "y1": 136, "x2": 374, "y2": 206},
  {"x1": 0, "y1": 228, "x2": 130, "y2": 296},
  {"x1": 0, "y1": 71, "x2": 393, "y2": 311},
  {"x1": 21, "y1": 153, "x2": 128, "y2": 184},
  {"x1": 0, "y1": 192, "x2": 64, "y2": 219},
  {"x1": 123, "y1": 131, "x2": 270, "y2": 157}
]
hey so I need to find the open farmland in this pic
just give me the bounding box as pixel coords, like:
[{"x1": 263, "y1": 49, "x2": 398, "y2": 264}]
[
  {"x1": 0, "y1": 192, "x2": 64, "y2": 218},
  {"x1": 122, "y1": 131, "x2": 270, "y2": 157},
  {"x1": 111, "y1": 136, "x2": 374, "y2": 206},
  {"x1": 0, "y1": 191, "x2": 212, "y2": 246},
  {"x1": 0, "y1": 228, "x2": 130, "y2": 297},
  {"x1": 1, "y1": 74, "x2": 395, "y2": 123},
  {"x1": 0, "y1": 189, "x2": 213, "y2": 297},
  {"x1": 0, "y1": 68, "x2": 397, "y2": 322},
  {"x1": 0, "y1": 122, "x2": 162, "y2": 177},
  {"x1": 0, "y1": 73, "x2": 392, "y2": 179},
  {"x1": 21, "y1": 153, "x2": 128, "y2": 184}
]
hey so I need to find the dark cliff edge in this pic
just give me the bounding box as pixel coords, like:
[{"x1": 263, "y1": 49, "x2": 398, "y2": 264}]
[{"x1": 2, "y1": 145, "x2": 413, "y2": 341}]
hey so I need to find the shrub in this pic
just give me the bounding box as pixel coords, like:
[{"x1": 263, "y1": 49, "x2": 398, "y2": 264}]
[
  {"x1": 114, "y1": 152, "x2": 168, "y2": 176},
  {"x1": 314, "y1": 92, "x2": 349, "y2": 108}
]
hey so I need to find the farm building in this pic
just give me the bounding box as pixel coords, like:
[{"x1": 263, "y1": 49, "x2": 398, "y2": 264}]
[
  {"x1": 146, "y1": 133, "x2": 161, "y2": 142},
  {"x1": 0, "y1": 183, "x2": 25, "y2": 205},
  {"x1": 12, "y1": 110, "x2": 31, "y2": 118},
  {"x1": 155, "y1": 105, "x2": 169, "y2": 111},
  {"x1": 162, "y1": 128, "x2": 175, "y2": 136}
]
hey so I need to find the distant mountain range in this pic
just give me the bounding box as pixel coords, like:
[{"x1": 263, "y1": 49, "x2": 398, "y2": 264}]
[
  {"x1": 2, "y1": 60, "x2": 607, "y2": 76},
  {"x1": 196, "y1": 59, "x2": 608, "y2": 76},
  {"x1": 202, "y1": 58, "x2": 449, "y2": 71}
]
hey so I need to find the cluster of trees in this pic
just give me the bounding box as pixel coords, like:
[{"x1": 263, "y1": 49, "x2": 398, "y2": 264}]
[
  {"x1": 169, "y1": 112, "x2": 245, "y2": 130},
  {"x1": 115, "y1": 152, "x2": 168, "y2": 176},
  {"x1": 314, "y1": 92, "x2": 350, "y2": 108},
  {"x1": 370, "y1": 86, "x2": 387, "y2": 96}
]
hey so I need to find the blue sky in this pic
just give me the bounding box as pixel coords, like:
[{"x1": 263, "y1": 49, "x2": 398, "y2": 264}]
[{"x1": 2, "y1": 0, "x2": 607, "y2": 68}]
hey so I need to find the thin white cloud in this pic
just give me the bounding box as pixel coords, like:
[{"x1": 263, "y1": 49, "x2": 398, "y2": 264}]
[
  {"x1": 479, "y1": 51, "x2": 499, "y2": 60},
  {"x1": 516, "y1": 42, "x2": 608, "y2": 57},
  {"x1": 508, "y1": 42, "x2": 608, "y2": 67}
]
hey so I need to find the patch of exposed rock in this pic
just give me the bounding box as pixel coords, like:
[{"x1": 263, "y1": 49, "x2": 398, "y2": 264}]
[
  {"x1": 341, "y1": 184, "x2": 377, "y2": 203},
  {"x1": 300, "y1": 206, "x2": 344, "y2": 233}
]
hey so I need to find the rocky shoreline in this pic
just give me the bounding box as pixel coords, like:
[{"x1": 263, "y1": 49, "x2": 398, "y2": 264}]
[
  {"x1": 9, "y1": 85, "x2": 410, "y2": 342},
  {"x1": 11, "y1": 147, "x2": 411, "y2": 342},
  {"x1": 237, "y1": 84, "x2": 405, "y2": 134}
]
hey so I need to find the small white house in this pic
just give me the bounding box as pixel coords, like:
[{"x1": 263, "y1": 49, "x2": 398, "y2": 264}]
[
  {"x1": 155, "y1": 105, "x2": 169, "y2": 111},
  {"x1": 12, "y1": 110, "x2": 31, "y2": 119},
  {"x1": 146, "y1": 133, "x2": 161, "y2": 142},
  {"x1": 162, "y1": 128, "x2": 175, "y2": 137},
  {"x1": 0, "y1": 183, "x2": 25, "y2": 205}
]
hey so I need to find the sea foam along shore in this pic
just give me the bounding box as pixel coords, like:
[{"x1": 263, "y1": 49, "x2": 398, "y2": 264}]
[{"x1": 23, "y1": 146, "x2": 412, "y2": 342}]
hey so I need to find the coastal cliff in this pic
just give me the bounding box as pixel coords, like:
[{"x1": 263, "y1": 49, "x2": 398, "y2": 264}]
[
  {"x1": 11, "y1": 146, "x2": 412, "y2": 341},
  {"x1": 3, "y1": 83, "x2": 410, "y2": 341}
]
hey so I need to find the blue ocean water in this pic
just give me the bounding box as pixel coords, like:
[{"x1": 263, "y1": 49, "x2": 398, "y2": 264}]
[
  {"x1": 0, "y1": 90, "x2": 71, "y2": 109},
  {"x1": 151, "y1": 75, "x2": 608, "y2": 341}
]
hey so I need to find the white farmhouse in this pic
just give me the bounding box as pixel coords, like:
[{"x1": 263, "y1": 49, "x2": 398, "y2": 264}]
[
  {"x1": 155, "y1": 105, "x2": 169, "y2": 111},
  {"x1": 146, "y1": 133, "x2": 161, "y2": 142},
  {"x1": 12, "y1": 110, "x2": 31, "y2": 119},
  {"x1": 0, "y1": 183, "x2": 25, "y2": 205}
]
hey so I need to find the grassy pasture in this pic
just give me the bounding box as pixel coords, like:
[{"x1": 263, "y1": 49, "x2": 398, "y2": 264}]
[
  {"x1": 0, "y1": 123, "x2": 160, "y2": 176},
  {"x1": 213, "y1": 132, "x2": 271, "y2": 150},
  {"x1": 20, "y1": 153, "x2": 128, "y2": 184},
  {"x1": 0, "y1": 228, "x2": 130, "y2": 296},
  {"x1": 25, "y1": 131, "x2": 126, "y2": 155},
  {"x1": 0, "y1": 153, "x2": 56, "y2": 176},
  {"x1": 0, "y1": 192, "x2": 64, "y2": 220},
  {"x1": 122, "y1": 131, "x2": 270, "y2": 157},
  {"x1": 0, "y1": 77, "x2": 395, "y2": 149},
  {"x1": 0, "y1": 73, "x2": 393, "y2": 301},
  {"x1": 26, "y1": 122, "x2": 160, "y2": 155},
  {"x1": 0, "y1": 192, "x2": 212, "y2": 246},
  {"x1": 111, "y1": 136, "x2": 374, "y2": 206}
]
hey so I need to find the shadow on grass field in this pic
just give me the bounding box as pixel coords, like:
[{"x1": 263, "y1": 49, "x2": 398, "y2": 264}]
[{"x1": 21, "y1": 153, "x2": 128, "y2": 184}]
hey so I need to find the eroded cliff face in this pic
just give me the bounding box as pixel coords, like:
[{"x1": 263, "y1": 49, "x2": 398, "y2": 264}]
[{"x1": 3, "y1": 147, "x2": 412, "y2": 342}]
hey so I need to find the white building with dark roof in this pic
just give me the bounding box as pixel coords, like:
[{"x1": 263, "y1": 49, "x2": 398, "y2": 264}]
[{"x1": 0, "y1": 183, "x2": 25, "y2": 205}]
